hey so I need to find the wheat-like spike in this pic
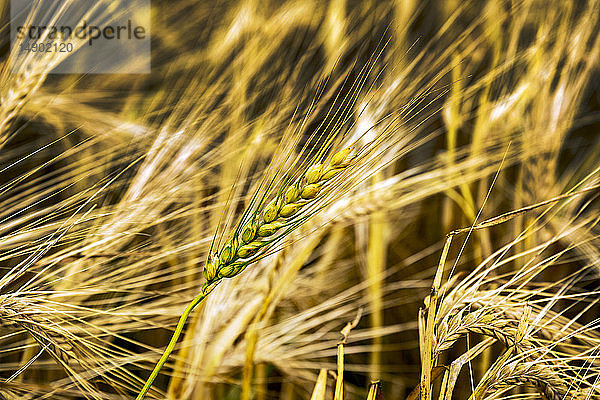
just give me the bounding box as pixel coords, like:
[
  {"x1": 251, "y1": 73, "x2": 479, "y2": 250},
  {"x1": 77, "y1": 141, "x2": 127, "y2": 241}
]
[
  {"x1": 0, "y1": 64, "x2": 44, "y2": 149},
  {"x1": 0, "y1": 45, "x2": 64, "y2": 150},
  {"x1": 436, "y1": 319, "x2": 521, "y2": 354},
  {"x1": 136, "y1": 146, "x2": 354, "y2": 399},
  {"x1": 489, "y1": 375, "x2": 567, "y2": 400},
  {"x1": 0, "y1": 296, "x2": 76, "y2": 368},
  {"x1": 487, "y1": 362, "x2": 571, "y2": 400},
  {"x1": 202, "y1": 146, "x2": 354, "y2": 285},
  {"x1": 434, "y1": 292, "x2": 585, "y2": 357}
]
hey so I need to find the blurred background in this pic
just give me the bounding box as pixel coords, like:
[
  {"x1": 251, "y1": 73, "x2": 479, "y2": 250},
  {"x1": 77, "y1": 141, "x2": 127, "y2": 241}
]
[{"x1": 0, "y1": 0, "x2": 599, "y2": 399}]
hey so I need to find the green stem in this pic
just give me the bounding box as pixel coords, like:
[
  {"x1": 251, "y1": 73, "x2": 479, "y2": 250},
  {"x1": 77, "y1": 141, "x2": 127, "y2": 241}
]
[{"x1": 136, "y1": 282, "x2": 217, "y2": 399}]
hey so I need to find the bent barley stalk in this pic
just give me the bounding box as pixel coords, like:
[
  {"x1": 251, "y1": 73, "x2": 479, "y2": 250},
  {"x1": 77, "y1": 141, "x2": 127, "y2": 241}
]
[{"x1": 136, "y1": 146, "x2": 354, "y2": 399}]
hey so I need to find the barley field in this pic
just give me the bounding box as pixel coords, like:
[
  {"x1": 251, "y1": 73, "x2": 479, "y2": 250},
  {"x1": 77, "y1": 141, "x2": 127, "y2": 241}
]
[{"x1": 1, "y1": 0, "x2": 600, "y2": 399}]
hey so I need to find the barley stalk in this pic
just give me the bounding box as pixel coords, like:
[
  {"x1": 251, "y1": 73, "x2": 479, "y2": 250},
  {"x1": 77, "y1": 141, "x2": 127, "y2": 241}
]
[{"x1": 136, "y1": 146, "x2": 354, "y2": 399}]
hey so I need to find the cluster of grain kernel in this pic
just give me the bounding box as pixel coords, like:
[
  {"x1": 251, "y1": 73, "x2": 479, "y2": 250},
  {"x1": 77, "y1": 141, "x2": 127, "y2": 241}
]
[{"x1": 203, "y1": 147, "x2": 353, "y2": 282}]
